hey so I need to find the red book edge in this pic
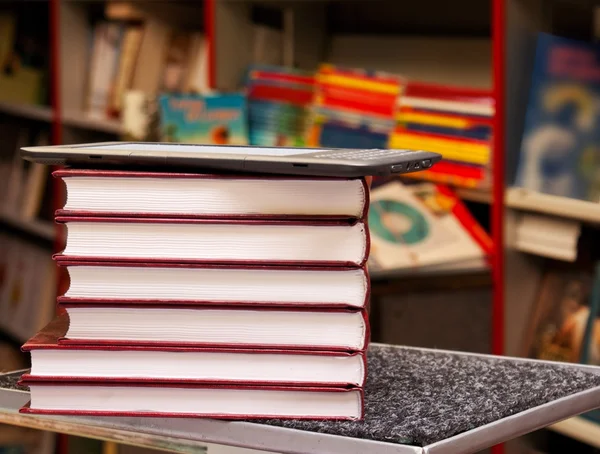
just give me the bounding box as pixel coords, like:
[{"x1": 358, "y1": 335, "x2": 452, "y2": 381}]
[
  {"x1": 404, "y1": 81, "x2": 493, "y2": 99},
  {"x1": 435, "y1": 184, "x2": 494, "y2": 263},
  {"x1": 248, "y1": 69, "x2": 315, "y2": 87},
  {"x1": 19, "y1": 401, "x2": 364, "y2": 421}
]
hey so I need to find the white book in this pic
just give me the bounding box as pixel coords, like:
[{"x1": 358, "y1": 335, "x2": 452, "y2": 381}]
[
  {"x1": 60, "y1": 262, "x2": 369, "y2": 309},
  {"x1": 57, "y1": 217, "x2": 369, "y2": 266},
  {"x1": 24, "y1": 383, "x2": 363, "y2": 419},
  {"x1": 61, "y1": 306, "x2": 368, "y2": 351},
  {"x1": 24, "y1": 315, "x2": 366, "y2": 386},
  {"x1": 55, "y1": 169, "x2": 368, "y2": 218}
]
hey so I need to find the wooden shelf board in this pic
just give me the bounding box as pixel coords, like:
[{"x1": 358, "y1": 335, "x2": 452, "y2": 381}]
[
  {"x1": 0, "y1": 103, "x2": 122, "y2": 135},
  {"x1": 455, "y1": 188, "x2": 492, "y2": 204},
  {"x1": 548, "y1": 416, "x2": 600, "y2": 448},
  {"x1": 506, "y1": 187, "x2": 600, "y2": 224},
  {"x1": 0, "y1": 212, "x2": 55, "y2": 242},
  {"x1": 62, "y1": 111, "x2": 123, "y2": 135},
  {"x1": 0, "y1": 101, "x2": 53, "y2": 122}
]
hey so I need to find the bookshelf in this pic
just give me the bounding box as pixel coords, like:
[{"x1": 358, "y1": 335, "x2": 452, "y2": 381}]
[{"x1": 0, "y1": 102, "x2": 53, "y2": 123}]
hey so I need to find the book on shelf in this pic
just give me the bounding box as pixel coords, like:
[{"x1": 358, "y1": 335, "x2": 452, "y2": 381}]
[
  {"x1": 54, "y1": 169, "x2": 369, "y2": 219},
  {"x1": 246, "y1": 65, "x2": 314, "y2": 147},
  {"x1": 514, "y1": 212, "x2": 581, "y2": 262},
  {"x1": 86, "y1": 22, "x2": 124, "y2": 119},
  {"x1": 307, "y1": 64, "x2": 401, "y2": 149},
  {"x1": 0, "y1": 124, "x2": 51, "y2": 221},
  {"x1": 158, "y1": 93, "x2": 248, "y2": 144},
  {"x1": 85, "y1": 16, "x2": 208, "y2": 120},
  {"x1": 515, "y1": 33, "x2": 600, "y2": 203},
  {"x1": 367, "y1": 180, "x2": 491, "y2": 273},
  {"x1": 523, "y1": 260, "x2": 600, "y2": 424},
  {"x1": 0, "y1": 9, "x2": 48, "y2": 106},
  {"x1": 392, "y1": 81, "x2": 494, "y2": 189},
  {"x1": 0, "y1": 233, "x2": 56, "y2": 342},
  {"x1": 22, "y1": 314, "x2": 367, "y2": 386}
]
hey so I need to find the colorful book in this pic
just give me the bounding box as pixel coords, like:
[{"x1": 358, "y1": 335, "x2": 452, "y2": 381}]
[
  {"x1": 158, "y1": 93, "x2": 248, "y2": 145},
  {"x1": 515, "y1": 33, "x2": 600, "y2": 202},
  {"x1": 367, "y1": 181, "x2": 492, "y2": 271}
]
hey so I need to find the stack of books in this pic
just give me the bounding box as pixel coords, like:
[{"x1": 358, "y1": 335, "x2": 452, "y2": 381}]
[
  {"x1": 307, "y1": 64, "x2": 401, "y2": 149},
  {"x1": 391, "y1": 82, "x2": 495, "y2": 189},
  {"x1": 20, "y1": 169, "x2": 370, "y2": 420},
  {"x1": 245, "y1": 65, "x2": 315, "y2": 147}
]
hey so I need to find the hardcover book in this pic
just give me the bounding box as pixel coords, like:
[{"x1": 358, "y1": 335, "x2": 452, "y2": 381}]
[
  {"x1": 158, "y1": 93, "x2": 248, "y2": 145},
  {"x1": 22, "y1": 315, "x2": 367, "y2": 387},
  {"x1": 515, "y1": 33, "x2": 600, "y2": 202}
]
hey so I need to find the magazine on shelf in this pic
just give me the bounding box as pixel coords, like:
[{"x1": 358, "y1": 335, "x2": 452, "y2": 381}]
[
  {"x1": 158, "y1": 93, "x2": 248, "y2": 144},
  {"x1": 523, "y1": 261, "x2": 600, "y2": 424},
  {"x1": 515, "y1": 33, "x2": 600, "y2": 203},
  {"x1": 367, "y1": 180, "x2": 491, "y2": 272}
]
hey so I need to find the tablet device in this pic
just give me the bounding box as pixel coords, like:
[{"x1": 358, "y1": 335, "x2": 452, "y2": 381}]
[{"x1": 21, "y1": 142, "x2": 442, "y2": 177}]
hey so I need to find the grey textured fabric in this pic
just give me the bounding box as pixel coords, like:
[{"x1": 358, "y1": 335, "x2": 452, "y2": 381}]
[
  {"x1": 3, "y1": 347, "x2": 599, "y2": 447},
  {"x1": 0, "y1": 370, "x2": 27, "y2": 392},
  {"x1": 258, "y1": 345, "x2": 600, "y2": 446}
]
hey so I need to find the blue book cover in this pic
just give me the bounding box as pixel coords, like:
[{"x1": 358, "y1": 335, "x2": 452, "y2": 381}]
[
  {"x1": 515, "y1": 33, "x2": 600, "y2": 202},
  {"x1": 158, "y1": 93, "x2": 248, "y2": 145}
]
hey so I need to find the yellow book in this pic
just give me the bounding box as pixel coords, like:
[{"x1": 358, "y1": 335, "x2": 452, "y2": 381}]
[
  {"x1": 396, "y1": 112, "x2": 472, "y2": 129},
  {"x1": 390, "y1": 135, "x2": 490, "y2": 165}
]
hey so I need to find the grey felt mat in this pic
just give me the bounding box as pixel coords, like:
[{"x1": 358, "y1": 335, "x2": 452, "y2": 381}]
[
  {"x1": 3, "y1": 348, "x2": 600, "y2": 447},
  {"x1": 259, "y1": 346, "x2": 600, "y2": 446},
  {"x1": 0, "y1": 370, "x2": 27, "y2": 392}
]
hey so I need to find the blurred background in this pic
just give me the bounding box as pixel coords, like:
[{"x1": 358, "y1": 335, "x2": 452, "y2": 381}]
[{"x1": 0, "y1": 0, "x2": 598, "y2": 453}]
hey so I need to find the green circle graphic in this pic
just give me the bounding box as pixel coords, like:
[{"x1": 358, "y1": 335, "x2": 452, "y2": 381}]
[{"x1": 369, "y1": 199, "x2": 430, "y2": 245}]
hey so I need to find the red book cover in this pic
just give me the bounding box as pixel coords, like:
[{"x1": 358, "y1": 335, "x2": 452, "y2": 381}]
[
  {"x1": 57, "y1": 303, "x2": 371, "y2": 352},
  {"x1": 57, "y1": 260, "x2": 371, "y2": 310},
  {"x1": 54, "y1": 216, "x2": 370, "y2": 267},
  {"x1": 403, "y1": 81, "x2": 494, "y2": 102},
  {"x1": 435, "y1": 184, "x2": 493, "y2": 259},
  {"x1": 54, "y1": 169, "x2": 369, "y2": 221},
  {"x1": 21, "y1": 314, "x2": 368, "y2": 387}
]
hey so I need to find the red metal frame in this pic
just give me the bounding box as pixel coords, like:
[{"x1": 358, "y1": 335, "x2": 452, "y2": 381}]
[
  {"x1": 49, "y1": 2, "x2": 69, "y2": 452},
  {"x1": 205, "y1": 0, "x2": 216, "y2": 90},
  {"x1": 491, "y1": 0, "x2": 505, "y2": 360},
  {"x1": 49, "y1": 0, "x2": 61, "y2": 147},
  {"x1": 491, "y1": 0, "x2": 506, "y2": 453}
]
